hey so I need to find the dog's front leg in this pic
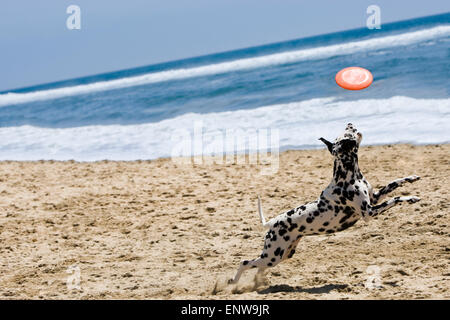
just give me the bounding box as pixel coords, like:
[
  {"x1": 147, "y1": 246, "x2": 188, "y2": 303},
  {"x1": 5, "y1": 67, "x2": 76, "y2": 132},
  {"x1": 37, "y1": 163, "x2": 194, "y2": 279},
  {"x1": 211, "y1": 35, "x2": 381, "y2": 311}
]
[
  {"x1": 371, "y1": 175, "x2": 420, "y2": 205},
  {"x1": 362, "y1": 196, "x2": 420, "y2": 221}
]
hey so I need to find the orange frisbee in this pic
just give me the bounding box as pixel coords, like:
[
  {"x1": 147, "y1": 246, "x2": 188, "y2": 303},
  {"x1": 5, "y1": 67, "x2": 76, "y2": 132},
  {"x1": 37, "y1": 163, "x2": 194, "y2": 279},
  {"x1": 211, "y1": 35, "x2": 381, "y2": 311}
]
[{"x1": 335, "y1": 67, "x2": 373, "y2": 90}]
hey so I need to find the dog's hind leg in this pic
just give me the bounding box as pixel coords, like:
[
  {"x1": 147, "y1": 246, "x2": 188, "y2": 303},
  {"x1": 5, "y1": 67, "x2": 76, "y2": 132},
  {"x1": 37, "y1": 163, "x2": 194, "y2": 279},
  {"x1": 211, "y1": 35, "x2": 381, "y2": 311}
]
[
  {"x1": 371, "y1": 176, "x2": 420, "y2": 204},
  {"x1": 282, "y1": 237, "x2": 302, "y2": 261},
  {"x1": 229, "y1": 258, "x2": 268, "y2": 284}
]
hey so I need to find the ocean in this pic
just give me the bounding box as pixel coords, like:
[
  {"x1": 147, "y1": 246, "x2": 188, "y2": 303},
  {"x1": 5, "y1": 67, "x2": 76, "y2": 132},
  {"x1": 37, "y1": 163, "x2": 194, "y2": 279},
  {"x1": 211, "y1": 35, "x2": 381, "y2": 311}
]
[{"x1": 0, "y1": 13, "x2": 449, "y2": 161}]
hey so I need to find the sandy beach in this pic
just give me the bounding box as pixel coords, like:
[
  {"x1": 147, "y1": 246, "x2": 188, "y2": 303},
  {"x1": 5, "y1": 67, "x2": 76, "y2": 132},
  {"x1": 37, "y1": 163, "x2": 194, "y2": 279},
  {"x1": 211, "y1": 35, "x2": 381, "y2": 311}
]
[{"x1": 0, "y1": 144, "x2": 448, "y2": 299}]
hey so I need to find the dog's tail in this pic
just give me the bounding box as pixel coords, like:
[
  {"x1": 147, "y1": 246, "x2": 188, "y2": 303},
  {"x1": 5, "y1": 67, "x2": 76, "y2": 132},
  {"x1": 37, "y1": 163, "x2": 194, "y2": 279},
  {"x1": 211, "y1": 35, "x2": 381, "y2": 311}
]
[{"x1": 258, "y1": 195, "x2": 270, "y2": 229}]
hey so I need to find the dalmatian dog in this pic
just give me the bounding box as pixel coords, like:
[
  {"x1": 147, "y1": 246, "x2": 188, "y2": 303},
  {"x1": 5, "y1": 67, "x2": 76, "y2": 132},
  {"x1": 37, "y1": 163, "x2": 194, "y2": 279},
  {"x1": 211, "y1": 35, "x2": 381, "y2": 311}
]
[{"x1": 229, "y1": 123, "x2": 420, "y2": 284}]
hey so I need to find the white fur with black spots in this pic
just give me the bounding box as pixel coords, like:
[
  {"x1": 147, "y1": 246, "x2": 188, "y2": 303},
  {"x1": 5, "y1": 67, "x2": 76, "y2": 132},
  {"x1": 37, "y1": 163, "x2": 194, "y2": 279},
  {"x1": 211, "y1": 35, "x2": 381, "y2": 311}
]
[{"x1": 229, "y1": 123, "x2": 421, "y2": 284}]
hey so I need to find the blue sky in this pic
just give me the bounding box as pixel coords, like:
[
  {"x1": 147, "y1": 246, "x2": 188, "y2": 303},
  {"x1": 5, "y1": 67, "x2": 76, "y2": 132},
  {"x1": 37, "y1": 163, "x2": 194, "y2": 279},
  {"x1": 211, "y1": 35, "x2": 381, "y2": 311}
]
[{"x1": 1, "y1": 0, "x2": 449, "y2": 91}]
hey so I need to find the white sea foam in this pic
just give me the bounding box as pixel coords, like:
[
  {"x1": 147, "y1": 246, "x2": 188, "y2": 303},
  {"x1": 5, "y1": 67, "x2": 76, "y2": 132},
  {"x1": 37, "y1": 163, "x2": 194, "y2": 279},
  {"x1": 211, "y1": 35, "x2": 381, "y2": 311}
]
[
  {"x1": 1, "y1": 25, "x2": 449, "y2": 107},
  {"x1": 0, "y1": 96, "x2": 448, "y2": 161}
]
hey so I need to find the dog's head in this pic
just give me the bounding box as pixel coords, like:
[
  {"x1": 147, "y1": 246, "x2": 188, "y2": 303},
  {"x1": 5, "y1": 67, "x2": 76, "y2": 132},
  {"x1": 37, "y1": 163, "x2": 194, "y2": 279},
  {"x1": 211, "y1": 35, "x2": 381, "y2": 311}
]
[{"x1": 319, "y1": 123, "x2": 362, "y2": 159}]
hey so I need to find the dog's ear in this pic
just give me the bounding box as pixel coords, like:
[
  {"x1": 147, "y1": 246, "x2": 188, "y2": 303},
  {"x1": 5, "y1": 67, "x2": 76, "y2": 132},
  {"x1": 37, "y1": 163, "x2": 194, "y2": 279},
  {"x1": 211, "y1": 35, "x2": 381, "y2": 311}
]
[{"x1": 319, "y1": 138, "x2": 333, "y2": 154}]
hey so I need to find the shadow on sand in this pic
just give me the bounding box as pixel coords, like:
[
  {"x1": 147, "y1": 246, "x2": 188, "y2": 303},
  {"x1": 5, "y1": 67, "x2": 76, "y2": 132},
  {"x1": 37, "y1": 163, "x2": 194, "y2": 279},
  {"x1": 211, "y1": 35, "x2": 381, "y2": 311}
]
[{"x1": 258, "y1": 283, "x2": 349, "y2": 295}]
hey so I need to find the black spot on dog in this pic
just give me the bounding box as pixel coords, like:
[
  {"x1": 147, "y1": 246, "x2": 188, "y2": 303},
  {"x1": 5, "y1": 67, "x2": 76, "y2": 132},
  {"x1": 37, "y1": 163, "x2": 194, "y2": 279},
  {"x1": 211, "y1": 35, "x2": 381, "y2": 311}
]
[
  {"x1": 343, "y1": 206, "x2": 354, "y2": 215},
  {"x1": 339, "y1": 215, "x2": 350, "y2": 224},
  {"x1": 361, "y1": 200, "x2": 367, "y2": 211},
  {"x1": 337, "y1": 220, "x2": 357, "y2": 231},
  {"x1": 287, "y1": 250, "x2": 295, "y2": 258},
  {"x1": 347, "y1": 190, "x2": 355, "y2": 201},
  {"x1": 334, "y1": 165, "x2": 346, "y2": 182}
]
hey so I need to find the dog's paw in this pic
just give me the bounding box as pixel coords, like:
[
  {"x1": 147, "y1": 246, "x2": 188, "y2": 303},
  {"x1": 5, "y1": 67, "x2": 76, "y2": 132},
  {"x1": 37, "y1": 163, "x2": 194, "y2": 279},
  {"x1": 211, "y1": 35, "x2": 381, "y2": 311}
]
[
  {"x1": 405, "y1": 196, "x2": 421, "y2": 204},
  {"x1": 405, "y1": 175, "x2": 420, "y2": 183}
]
